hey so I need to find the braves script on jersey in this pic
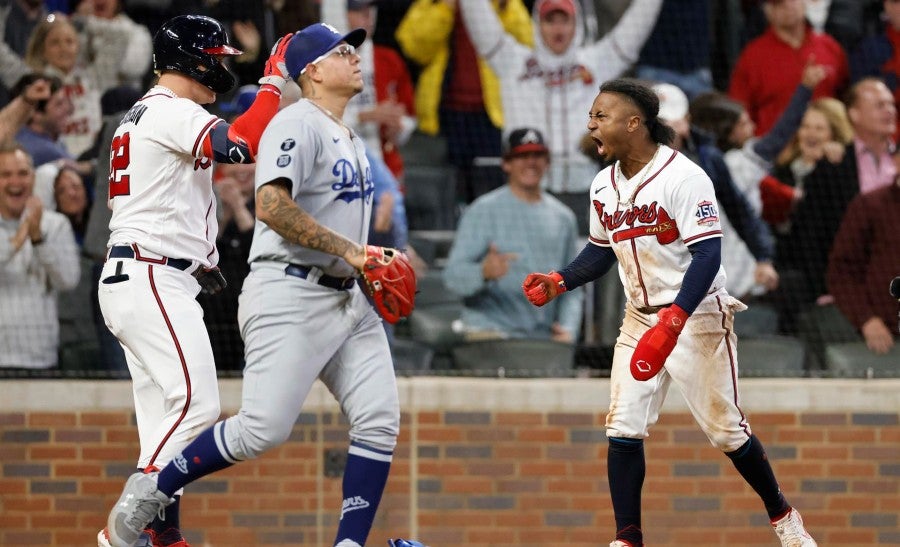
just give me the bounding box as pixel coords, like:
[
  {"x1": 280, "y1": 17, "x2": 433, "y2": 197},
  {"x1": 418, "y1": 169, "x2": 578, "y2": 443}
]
[
  {"x1": 107, "y1": 86, "x2": 221, "y2": 266},
  {"x1": 250, "y1": 99, "x2": 373, "y2": 276},
  {"x1": 588, "y1": 144, "x2": 727, "y2": 309}
]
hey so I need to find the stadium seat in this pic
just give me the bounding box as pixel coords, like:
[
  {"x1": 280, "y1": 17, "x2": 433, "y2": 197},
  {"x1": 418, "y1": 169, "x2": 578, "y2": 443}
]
[
  {"x1": 406, "y1": 302, "x2": 464, "y2": 354},
  {"x1": 737, "y1": 335, "x2": 806, "y2": 377},
  {"x1": 733, "y1": 303, "x2": 779, "y2": 338},
  {"x1": 391, "y1": 338, "x2": 434, "y2": 374},
  {"x1": 404, "y1": 165, "x2": 457, "y2": 231},
  {"x1": 824, "y1": 342, "x2": 900, "y2": 378},
  {"x1": 797, "y1": 304, "x2": 861, "y2": 370},
  {"x1": 451, "y1": 338, "x2": 576, "y2": 377},
  {"x1": 58, "y1": 340, "x2": 101, "y2": 373}
]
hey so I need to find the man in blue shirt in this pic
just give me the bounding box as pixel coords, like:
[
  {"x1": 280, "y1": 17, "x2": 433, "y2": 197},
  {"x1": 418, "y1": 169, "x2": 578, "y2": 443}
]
[{"x1": 443, "y1": 127, "x2": 582, "y2": 342}]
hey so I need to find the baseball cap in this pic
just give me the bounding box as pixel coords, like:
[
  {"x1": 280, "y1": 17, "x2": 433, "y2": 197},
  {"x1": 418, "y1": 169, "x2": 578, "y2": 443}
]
[
  {"x1": 347, "y1": 0, "x2": 374, "y2": 10},
  {"x1": 285, "y1": 23, "x2": 367, "y2": 79},
  {"x1": 652, "y1": 83, "x2": 689, "y2": 123},
  {"x1": 503, "y1": 127, "x2": 549, "y2": 158},
  {"x1": 538, "y1": 0, "x2": 576, "y2": 18}
]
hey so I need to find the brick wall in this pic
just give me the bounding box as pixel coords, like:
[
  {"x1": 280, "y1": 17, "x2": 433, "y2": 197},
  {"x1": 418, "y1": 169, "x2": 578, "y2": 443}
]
[{"x1": 1, "y1": 378, "x2": 898, "y2": 546}]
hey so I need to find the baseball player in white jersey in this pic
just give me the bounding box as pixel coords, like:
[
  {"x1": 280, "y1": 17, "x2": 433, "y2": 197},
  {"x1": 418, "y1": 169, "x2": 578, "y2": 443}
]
[
  {"x1": 523, "y1": 79, "x2": 816, "y2": 547},
  {"x1": 102, "y1": 23, "x2": 420, "y2": 547},
  {"x1": 97, "y1": 14, "x2": 294, "y2": 547}
]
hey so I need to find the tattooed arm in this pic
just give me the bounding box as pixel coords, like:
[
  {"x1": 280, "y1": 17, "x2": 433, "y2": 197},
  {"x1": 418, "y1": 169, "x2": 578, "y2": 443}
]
[{"x1": 256, "y1": 180, "x2": 367, "y2": 269}]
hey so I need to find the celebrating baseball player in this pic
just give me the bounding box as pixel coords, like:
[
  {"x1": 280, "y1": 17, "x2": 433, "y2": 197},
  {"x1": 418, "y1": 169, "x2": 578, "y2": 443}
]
[
  {"x1": 523, "y1": 79, "x2": 816, "y2": 547},
  {"x1": 96, "y1": 14, "x2": 294, "y2": 547},
  {"x1": 102, "y1": 22, "x2": 417, "y2": 547}
]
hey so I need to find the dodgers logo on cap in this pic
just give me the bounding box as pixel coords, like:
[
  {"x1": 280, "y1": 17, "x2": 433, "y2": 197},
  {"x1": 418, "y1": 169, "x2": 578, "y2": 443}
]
[{"x1": 285, "y1": 23, "x2": 367, "y2": 80}]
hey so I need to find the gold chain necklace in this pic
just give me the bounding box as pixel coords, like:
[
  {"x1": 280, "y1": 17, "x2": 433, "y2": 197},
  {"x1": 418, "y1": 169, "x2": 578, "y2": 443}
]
[
  {"x1": 309, "y1": 99, "x2": 352, "y2": 137},
  {"x1": 615, "y1": 145, "x2": 661, "y2": 208}
]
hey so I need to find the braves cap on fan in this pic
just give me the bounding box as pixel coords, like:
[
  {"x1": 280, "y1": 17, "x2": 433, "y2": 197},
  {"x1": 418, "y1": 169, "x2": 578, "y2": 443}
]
[
  {"x1": 503, "y1": 127, "x2": 550, "y2": 159},
  {"x1": 285, "y1": 23, "x2": 367, "y2": 80}
]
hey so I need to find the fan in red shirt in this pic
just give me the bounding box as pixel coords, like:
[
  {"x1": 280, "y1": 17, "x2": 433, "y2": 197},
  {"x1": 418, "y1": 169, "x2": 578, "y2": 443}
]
[{"x1": 729, "y1": 0, "x2": 848, "y2": 136}]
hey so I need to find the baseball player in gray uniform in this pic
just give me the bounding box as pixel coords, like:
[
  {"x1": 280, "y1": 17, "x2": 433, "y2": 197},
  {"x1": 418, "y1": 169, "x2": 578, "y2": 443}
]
[{"x1": 103, "y1": 23, "x2": 417, "y2": 547}]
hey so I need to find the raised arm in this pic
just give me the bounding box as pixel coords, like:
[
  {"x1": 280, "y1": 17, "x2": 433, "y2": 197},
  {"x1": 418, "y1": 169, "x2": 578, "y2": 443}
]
[
  {"x1": 459, "y1": 0, "x2": 532, "y2": 75},
  {"x1": 587, "y1": 0, "x2": 663, "y2": 78}
]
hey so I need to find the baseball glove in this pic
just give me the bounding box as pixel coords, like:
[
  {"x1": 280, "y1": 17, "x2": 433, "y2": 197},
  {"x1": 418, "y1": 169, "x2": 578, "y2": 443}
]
[{"x1": 360, "y1": 245, "x2": 417, "y2": 324}]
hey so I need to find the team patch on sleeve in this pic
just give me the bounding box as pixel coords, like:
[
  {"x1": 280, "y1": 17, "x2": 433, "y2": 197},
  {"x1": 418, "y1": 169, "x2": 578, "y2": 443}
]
[
  {"x1": 694, "y1": 200, "x2": 719, "y2": 227},
  {"x1": 277, "y1": 154, "x2": 292, "y2": 167}
]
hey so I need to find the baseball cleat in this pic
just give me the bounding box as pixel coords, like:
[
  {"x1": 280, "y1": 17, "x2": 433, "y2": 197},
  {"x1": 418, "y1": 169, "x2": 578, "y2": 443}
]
[
  {"x1": 105, "y1": 472, "x2": 173, "y2": 547},
  {"x1": 388, "y1": 539, "x2": 428, "y2": 547},
  {"x1": 610, "y1": 540, "x2": 637, "y2": 547},
  {"x1": 772, "y1": 508, "x2": 817, "y2": 547}
]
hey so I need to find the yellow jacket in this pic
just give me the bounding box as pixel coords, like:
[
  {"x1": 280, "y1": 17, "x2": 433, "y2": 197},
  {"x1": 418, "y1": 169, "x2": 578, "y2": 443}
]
[{"x1": 395, "y1": 0, "x2": 533, "y2": 135}]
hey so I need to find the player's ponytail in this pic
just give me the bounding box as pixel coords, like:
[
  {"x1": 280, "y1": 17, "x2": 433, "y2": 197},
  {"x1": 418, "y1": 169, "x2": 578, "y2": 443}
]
[
  {"x1": 599, "y1": 78, "x2": 675, "y2": 146},
  {"x1": 647, "y1": 117, "x2": 675, "y2": 146}
]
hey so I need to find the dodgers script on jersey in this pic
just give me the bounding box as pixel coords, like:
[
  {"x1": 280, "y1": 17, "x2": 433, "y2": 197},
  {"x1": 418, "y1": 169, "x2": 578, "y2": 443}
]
[
  {"x1": 250, "y1": 99, "x2": 373, "y2": 278},
  {"x1": 106, "y1": 86, "x2": 222, "y2": 266},
  {"x1": 588, "y1": 145, "x2": 727, "y2": 309}
]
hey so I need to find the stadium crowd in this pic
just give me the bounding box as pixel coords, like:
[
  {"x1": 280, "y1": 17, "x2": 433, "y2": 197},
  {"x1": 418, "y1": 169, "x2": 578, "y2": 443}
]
[{"x1": 0, "y1": 0, "x2": 897, "y2": 376}]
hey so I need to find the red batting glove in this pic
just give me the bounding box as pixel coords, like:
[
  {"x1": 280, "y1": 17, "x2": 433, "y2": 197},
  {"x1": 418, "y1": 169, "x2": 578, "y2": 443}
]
[
  {"x1": 522, "y1": 271, "x2": 567, "y2": 307},
  {"x1": 630, "y1": 304, "x2": 689, "y2": 381},
  {"x1": 258, "y1": 32, "x2": 294, "y2": 89}
]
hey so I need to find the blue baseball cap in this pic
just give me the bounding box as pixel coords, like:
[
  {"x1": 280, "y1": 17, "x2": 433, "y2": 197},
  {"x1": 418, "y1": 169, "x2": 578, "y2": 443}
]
[{"x1": 285, "y1": 23, "x2": 367, "y2": 80}]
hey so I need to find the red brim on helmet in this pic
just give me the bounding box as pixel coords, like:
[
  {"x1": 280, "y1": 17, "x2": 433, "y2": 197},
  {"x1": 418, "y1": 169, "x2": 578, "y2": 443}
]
[{"x1": 202, "y1": 45, "x2": 243, "y2": 56}]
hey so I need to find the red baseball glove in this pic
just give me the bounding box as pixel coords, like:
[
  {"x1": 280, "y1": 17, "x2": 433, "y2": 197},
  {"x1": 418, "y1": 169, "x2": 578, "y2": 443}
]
[
  {"x1": 630, "y1": 304, "x2": 689, "y2": 381},
  {"x1": 360, "y1": 245, "x2": 417, "y2": 324}
]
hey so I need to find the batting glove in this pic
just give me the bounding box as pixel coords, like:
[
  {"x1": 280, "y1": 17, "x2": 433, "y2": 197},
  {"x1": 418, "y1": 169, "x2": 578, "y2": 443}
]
[
  {"x1": 196, "y1": 266, "x2": 227, "y2": 295},
  {"x1": 522, "y1": 271, "x2": 567, "y2": 307},
  {"x1": 258, "y1": 32, "x2": 293, "y2": 90},
  {"x1": 630, "y1": 304, "x2": 689, "y2": 381}
]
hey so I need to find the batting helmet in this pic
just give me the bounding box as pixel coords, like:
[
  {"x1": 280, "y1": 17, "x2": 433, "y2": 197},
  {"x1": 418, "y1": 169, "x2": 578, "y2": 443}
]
[{"x1": 153, "y1": 15, "x2": 243, "y2": 94}]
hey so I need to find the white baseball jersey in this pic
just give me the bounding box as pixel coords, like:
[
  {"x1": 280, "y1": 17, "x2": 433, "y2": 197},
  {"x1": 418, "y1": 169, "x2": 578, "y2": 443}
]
[
  {"x1": 107, "y1": 86, "x2": 222, "y2": 267},
  {"x1": 588, "y1": 145, "x2": 727, "y2": 309},
  {"x1": 250, "y1": 98, "x2": 373, "y2": 278}
]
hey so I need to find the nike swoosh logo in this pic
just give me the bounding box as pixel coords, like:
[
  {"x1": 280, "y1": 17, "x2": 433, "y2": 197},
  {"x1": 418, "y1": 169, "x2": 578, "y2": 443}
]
[
  {"x1": 332, "y1": 137, "x2": 340, "y2": 143},
  {"x1": 594, "y1": 185, "x2": 607, "y2": 194}
]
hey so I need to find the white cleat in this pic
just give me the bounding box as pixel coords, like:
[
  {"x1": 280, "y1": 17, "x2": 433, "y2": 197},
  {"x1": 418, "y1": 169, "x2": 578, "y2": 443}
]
[
  {"x1": 610, "y1": 541, "x2": 637, "y2": 547},
  {"x1": 105, "y1": 472, "x2": 173, "y2": 547},
  {"x1": 772, "y1": 508, "x2": 817, "y2": 547}
]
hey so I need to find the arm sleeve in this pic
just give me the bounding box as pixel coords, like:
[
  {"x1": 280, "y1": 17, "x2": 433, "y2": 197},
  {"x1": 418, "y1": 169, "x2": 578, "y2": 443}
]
[
  {"x1": 459, "y1": 0, "x2": 528, "y2": 77},
  {"x1": 673, "y1": 237, "x2": 720, "y2": 314},
  {"x1": 752, "y1": 84, "x2": 812, "y2": 162},
  {"x1": 205, "y1": 85, "x2": 281, "y2": 162},
  {"x1": 558, "y1": 242, "x2": 617, "y2": 291}
]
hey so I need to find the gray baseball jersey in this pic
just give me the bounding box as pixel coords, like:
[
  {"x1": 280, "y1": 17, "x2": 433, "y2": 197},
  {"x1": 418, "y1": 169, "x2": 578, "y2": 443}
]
[{"x1": 250, "y1": 99, "x2": 374, "y2": 277}]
